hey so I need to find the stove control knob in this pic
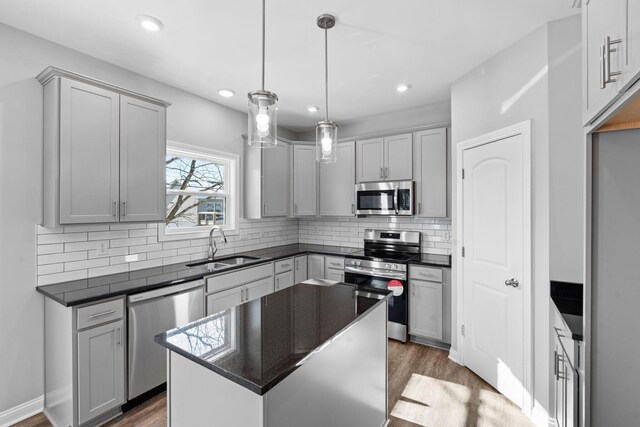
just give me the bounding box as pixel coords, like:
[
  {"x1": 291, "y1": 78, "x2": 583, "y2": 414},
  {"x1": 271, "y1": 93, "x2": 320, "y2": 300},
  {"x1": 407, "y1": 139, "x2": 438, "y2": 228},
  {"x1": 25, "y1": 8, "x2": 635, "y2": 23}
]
[
  {"x1": 350, "y1": 260, "x2": 356, "y2": 265},
  {"x1": 356, "y1": 260, "x2": 362, "y2": 266},
  {"x1": 385, "y1": 263, "x2": 391, "y2": 269},
  {"x1": 393, "y1": 264, "x2": 399, "y2": 270}
]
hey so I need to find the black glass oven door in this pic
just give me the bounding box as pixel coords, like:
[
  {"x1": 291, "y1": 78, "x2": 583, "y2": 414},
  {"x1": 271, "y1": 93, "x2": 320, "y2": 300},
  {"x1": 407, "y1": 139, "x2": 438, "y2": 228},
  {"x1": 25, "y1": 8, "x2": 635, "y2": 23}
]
[{"x1": 345, "y1": 272, "x2": 407, "y2": 326}]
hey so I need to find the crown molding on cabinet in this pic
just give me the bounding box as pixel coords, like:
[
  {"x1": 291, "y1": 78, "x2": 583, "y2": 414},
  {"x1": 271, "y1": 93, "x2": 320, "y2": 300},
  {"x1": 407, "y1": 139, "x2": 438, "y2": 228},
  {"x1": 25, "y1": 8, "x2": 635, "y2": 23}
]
[{"x1": 36, "y1": 66, "x2": 171, "y2": 108}]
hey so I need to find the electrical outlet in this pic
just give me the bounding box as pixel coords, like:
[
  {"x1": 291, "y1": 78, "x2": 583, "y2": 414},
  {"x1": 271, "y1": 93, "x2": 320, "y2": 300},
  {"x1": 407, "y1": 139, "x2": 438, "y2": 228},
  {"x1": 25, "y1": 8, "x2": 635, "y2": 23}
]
[
  {"x1": 96, "y1": 241, "x2": 108, "y2": 256},
  {"x1": 443, "y1": 231, "x2": 451, "y2": 241}
]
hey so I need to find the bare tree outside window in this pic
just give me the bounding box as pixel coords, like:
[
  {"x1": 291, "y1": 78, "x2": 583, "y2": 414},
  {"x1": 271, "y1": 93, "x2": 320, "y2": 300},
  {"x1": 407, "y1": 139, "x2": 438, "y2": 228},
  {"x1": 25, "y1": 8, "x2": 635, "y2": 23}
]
[{"x1": 166, "y1": 154, "x2": 228, "y2": 230}]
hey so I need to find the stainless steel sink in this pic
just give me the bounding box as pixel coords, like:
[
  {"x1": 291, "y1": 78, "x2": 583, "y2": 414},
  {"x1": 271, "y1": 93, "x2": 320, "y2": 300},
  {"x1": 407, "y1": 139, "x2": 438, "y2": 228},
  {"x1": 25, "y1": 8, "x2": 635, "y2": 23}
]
[
  {"x1": 186, "y1": 255, "x2": 261, "y2": 268},
  {"x1": 217, "y1": 256, "x2": 260, "y2": 266}
]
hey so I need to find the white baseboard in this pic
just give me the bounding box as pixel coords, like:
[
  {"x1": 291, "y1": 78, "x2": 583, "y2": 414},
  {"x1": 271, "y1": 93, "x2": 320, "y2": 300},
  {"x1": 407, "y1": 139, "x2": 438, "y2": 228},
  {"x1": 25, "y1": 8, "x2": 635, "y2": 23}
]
[
  {"x1": 531, "y1": 403, "x2": 555, "y2": 427},
  {"x1": 448, "y1": 347, "x2": 462, "y2": 365},
  {"x1": 0, "y1": 395, "x2": 43, "y2": 427}
]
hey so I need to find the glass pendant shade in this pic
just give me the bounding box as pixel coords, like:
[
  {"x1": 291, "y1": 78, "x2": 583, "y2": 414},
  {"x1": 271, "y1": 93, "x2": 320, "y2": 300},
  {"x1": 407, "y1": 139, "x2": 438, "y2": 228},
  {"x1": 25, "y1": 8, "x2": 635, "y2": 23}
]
[
  {"x1": 248, "y1": 90, "x2": 278, "y2": 148},
  {"x1": 316, "y1": 121, "x2": 337, "y2": 163}
]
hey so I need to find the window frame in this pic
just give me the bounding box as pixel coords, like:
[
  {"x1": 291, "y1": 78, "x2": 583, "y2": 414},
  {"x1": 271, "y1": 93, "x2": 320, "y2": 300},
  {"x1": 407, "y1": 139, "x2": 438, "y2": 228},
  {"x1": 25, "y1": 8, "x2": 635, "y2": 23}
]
[{"x1": 160, "y1": 141, "x2": 240, "y2": 241}]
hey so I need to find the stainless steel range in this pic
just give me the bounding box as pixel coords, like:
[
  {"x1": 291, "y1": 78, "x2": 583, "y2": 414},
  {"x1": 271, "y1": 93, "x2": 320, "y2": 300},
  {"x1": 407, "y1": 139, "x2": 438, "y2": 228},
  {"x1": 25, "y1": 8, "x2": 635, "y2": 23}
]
[{"x1": 344, "y1": 229, "x2": 421, "y2": 342}]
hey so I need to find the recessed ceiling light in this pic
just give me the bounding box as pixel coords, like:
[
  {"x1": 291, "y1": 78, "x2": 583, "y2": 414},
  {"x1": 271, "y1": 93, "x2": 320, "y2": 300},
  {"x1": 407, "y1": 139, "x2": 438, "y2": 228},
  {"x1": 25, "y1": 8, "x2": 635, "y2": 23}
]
[
  {"x1": 218, "y1": 89, "x2": 235, "y2": 98},
  {"x1": 396, "y1": 83, "x2": 411, "y2": 93},
  {"x1": 136, "y1": 15, "x2": 164, "y2": 32},
  {"x1": 307, "y1": 106, "x2": 319, "y2": 113}
]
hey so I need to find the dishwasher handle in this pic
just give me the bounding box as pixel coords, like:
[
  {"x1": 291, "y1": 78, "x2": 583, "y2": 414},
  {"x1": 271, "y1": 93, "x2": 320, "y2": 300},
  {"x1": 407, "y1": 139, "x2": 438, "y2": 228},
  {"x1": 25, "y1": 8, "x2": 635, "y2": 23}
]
[{"x1": 127, "y1": 279, "x2": 205, "y2": 304}]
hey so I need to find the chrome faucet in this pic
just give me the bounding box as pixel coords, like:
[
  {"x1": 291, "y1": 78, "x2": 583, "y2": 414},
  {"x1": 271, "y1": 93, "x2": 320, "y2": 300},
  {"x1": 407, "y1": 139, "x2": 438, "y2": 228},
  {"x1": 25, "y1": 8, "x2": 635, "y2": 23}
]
[{"x1": 208, "y1": 226, "x2": 228, "y2": 260}]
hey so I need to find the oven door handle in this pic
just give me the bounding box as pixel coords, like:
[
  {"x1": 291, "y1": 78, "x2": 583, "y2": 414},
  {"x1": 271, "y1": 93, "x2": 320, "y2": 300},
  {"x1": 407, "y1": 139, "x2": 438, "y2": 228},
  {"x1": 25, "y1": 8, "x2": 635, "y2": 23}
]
[
  {"x1": 355, "y1": 290, "x2": 387, "y2": 300},
  {"x1": 345, "y1": 266, "x2": 406, "y2": 280},
  {"x1": 393, "y1": 186, "x2": 399, "y2": 215}
]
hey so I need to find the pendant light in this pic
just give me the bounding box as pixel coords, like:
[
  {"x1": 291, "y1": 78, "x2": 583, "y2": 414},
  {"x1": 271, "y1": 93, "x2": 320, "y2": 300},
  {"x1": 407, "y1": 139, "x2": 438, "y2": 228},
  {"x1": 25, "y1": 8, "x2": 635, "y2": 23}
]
[
  {"x1": 248, "y1": 0, "x2": 278, "y2": 148},
  {"x1": 316, "y1": 14, "x2": 337, "y2": 163}
]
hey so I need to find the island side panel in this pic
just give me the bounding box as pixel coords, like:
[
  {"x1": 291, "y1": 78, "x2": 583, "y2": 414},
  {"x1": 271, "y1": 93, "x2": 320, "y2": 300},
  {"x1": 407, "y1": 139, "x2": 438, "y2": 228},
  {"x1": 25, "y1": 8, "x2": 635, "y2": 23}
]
[
  {"x1": 264, "y1": 303, "x2": 388, "y2": 427},
  {"x1": 168, "y1": 352, "x2": 264, "y2": 427}
]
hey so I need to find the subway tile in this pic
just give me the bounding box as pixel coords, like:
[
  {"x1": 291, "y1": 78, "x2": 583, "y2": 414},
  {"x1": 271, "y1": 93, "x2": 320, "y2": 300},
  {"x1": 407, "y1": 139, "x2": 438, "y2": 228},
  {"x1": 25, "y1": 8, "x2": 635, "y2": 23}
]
[
  {"x1": 88, "y1": 230, "x2": 129, "y2": 241},
  {"x1": 38, "y1": 244, "x2": 64, "y2": 255},
  {"x1": 110, "y1": 237, "x2": 148, "y2": 248},
  {"x1": 129, "y1": 243, "x2": 163, "y2": 254},
  {"x1": 65, "y1": 258, "x2": 110, "y2": 272},
  {"x1": 38, "y1": 264, "x2": 63, "y2": 276},
  {"x1": 130, "y1": 228, "x2": 158, "y2": 238},
  {"x1": 88, "y1": 247, "x2": 129, "y2": 259},
  {"x1": 88, "y1": 264, "x2": 129, "y2": 278},
  {"x1": 109, "y1": 223, "x2": 148, "y2": 231},
  {"x1": 37, "y1": 226, "x2": 64, "y2": 234},
  {"x1": 38, "y1": 233, "x2": 87, "y2": 245},
  {"x1": 64, "y1": 224, "x2": 110, "y2": 233},
  {"x1": 38, "y1": 270, "x2": 88, "y2": 286},
  {"x1": 129, "y1": 258, "x2": 163, "y2": 271},
  {"x1": 38, "y1": 251, "x2": 88, "y2": 265}
]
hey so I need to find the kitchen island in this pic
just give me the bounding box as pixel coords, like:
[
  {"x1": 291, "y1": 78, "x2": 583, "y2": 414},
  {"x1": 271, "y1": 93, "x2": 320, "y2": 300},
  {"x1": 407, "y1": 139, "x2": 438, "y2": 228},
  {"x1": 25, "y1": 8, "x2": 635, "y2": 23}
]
[{"x1": 156, "y1": 281, "x2": 390, "y2": 427}]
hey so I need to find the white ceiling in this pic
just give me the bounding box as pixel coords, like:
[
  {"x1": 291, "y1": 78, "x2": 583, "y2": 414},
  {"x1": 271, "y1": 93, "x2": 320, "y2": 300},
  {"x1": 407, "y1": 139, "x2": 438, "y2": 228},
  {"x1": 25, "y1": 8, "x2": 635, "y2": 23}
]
[{"x1": 0, "y1": 0, "x2": 577, "y2": 132}]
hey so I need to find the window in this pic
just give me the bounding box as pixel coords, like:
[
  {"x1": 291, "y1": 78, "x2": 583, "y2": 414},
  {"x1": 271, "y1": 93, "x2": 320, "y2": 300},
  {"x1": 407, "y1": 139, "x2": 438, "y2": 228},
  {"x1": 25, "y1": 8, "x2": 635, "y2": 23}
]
[{"x1": 161, "y1": 142, "x2": 239, "y2": 239}]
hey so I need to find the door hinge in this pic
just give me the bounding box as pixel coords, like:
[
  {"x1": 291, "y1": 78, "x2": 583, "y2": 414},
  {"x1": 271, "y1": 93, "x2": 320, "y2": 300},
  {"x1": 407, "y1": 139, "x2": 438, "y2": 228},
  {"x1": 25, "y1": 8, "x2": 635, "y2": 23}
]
[
  {"x1": 462, "y1": 169, "x2": 465, "y2": 179},
  {"x1": 462, "y1": 325, "x2": 465, "y2": 336},
  {"x1": 462, "y1": 247, "x2": 465, "y2": 257}
]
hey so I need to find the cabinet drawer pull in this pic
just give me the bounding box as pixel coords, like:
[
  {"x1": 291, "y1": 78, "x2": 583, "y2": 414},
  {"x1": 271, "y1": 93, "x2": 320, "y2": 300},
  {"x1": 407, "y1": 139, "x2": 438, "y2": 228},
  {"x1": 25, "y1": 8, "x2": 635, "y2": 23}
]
[
  {"x1": 90, "y1": 310, "x2": 117, "y2": 319},
  {"x1": 281, "y1": 263, "x2": 291, "y2": 269},
  {"x1": 329, "y1": 263, "x2": 341, "y2": 268}
]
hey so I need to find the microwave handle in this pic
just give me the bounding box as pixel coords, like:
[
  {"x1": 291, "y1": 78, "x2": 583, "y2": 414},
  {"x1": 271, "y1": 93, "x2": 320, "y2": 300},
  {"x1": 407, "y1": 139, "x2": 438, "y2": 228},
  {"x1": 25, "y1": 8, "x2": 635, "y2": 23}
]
[{"x1": 393, "y1": 186, "x2": 399, "y2": 214}]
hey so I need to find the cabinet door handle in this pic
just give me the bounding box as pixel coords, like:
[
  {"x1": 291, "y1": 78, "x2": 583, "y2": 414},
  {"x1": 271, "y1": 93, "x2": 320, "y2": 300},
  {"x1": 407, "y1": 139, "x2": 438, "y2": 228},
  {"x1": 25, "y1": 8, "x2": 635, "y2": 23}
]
[
  {"x1": 240, "y1": 288, "x2": 245, "y2": 302},
  {"x1": 418, "y1": 202, "x2": 421, "y2": 215},
  {"x1": 351, "y1": 204, "x2": 355, "y2": 214},
  {"x1": 116, "y1": 327, "x2": 122, "y2": 346},
  {"x1": 122, "y1": 201, "x2": 127, "y2": 217},
  {"x1": 113, "y1": 201, "x2": 118, "y2": 217},
  {"x1": 264, "y1": 203, "x2": 267, "y2": 214},
  {"x1": 603, "y1": 36, "x2": 622, "y2": 87},
  {"x1": 554, "y1": 350, "x2": 558, "y2": 378},
  {"x1": 380, "y1": 167, "x2": 384, "y2": 179},
  {"x1": 245, "y1": 287, "x2": 249, "y2": 301},
  {"x1": 385, "y1": 167, "x2": 388, "y2": 179},
  {"x1": 90, "y1": 309, "x2": 117, "y2": 319}
]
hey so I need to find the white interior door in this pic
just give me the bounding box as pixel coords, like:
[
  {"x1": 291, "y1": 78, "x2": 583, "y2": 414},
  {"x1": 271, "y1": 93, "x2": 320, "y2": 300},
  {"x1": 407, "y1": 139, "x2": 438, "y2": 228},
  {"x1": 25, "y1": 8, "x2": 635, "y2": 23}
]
[{"x1": 462, "y1": 133, "x2": 526, "y2": 409}]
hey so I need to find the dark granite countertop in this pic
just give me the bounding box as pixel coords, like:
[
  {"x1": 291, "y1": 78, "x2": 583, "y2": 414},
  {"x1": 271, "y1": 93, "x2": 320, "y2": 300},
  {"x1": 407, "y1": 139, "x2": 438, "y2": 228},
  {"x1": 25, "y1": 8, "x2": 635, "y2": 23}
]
[
  {"x1": 155, "y1": 281, "x2": 391, "y2": 395},
  {"x1": 551, "y1": 281, "x2": 584, "y2": 341},
  {"x1": 409, "y1": 253, "x2": 451, "y2": 268},
  {"x1": 36, "y1": 244, "x2": 360, "y2": 307}
]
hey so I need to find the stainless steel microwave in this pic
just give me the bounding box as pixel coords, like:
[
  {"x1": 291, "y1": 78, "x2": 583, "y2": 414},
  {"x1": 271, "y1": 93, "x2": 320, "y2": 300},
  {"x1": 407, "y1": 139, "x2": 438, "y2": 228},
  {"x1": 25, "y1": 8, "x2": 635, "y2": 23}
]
[{"x1": 355, "y1": 181, "x2": 414, "y2": 216}]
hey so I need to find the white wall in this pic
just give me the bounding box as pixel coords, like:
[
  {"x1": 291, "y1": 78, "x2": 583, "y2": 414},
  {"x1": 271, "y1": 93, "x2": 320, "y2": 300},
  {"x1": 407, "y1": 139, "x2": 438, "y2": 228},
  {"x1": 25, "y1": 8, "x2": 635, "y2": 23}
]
[
  {"x1": 451, "y1": 21, "x2": 552, "y2": 422},
  {"x1": 0, "y1": 22, "x2": 298, "y2": 416},
  {"x1": 548, "y1": 16, "x2": 583, "y2": 283}
]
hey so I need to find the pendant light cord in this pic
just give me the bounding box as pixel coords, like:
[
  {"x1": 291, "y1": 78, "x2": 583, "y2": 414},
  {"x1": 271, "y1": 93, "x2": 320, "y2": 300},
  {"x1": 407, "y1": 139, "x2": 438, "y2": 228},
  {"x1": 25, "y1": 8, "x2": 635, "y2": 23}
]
[
  {"x1": 324, "y1": 28, "x2": 329, "y2": 121},
  {"x1": 262, "y1": 0, "x2": 266, "y2": 90}
]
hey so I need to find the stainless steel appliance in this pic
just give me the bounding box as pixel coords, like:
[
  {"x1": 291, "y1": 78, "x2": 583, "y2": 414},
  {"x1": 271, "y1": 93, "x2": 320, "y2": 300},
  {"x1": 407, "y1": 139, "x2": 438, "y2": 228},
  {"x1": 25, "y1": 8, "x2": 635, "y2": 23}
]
[
  {"x1": 344, "y1": 229, "x2": 421, "y2": 342},
  {"x1": 127, "y1": 279, "x2": 205, "y2": 399},
  {"x1": 355, "y1": 181, "x2": 414, "y2": 216}
]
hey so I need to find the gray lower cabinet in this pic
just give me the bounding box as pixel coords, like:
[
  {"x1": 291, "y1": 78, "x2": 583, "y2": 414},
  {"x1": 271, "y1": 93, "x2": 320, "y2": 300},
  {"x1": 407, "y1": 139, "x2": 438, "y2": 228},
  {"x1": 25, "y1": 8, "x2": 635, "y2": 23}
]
[
  {"x1": 308, "y1": 254, "x2": 325, "y2": 280},
  {"x1": 294, "y1": 255, "x2": 308, "y2": 283},
  {"x1": 552, "y1": 305, "x2": 580, "y2": 427},
  {"x1": 77, "y1": 320, "x2": 125, "y2": 424},
  {"x1": 324, "y1": 256, "x2": 345, "y2": 282},
  {"x1": 408, "y1": 265, "x2": 451, "y2": 345},
  {"x1": 44, "y1": 297, "x2": 127, "y2": 427},
  {"x1": 275, "y1": 270, "x2": 294, "y2": 291},
  {"x1": 205, "y1": 264, "x2": 274, "y2": 315}
]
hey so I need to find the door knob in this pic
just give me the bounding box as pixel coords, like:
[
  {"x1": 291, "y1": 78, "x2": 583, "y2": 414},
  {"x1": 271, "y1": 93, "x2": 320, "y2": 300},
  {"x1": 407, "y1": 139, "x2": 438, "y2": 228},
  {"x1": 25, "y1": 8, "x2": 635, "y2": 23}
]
[{"x1": 505, "y1": 278, "x2": 519, "y2": 288}]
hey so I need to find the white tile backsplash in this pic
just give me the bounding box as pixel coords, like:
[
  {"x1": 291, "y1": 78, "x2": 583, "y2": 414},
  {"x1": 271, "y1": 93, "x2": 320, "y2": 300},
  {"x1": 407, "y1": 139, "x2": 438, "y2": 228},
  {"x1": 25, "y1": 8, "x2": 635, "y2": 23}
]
[
  {"x1": 36, "y1": 216, "x2": 449, "y2": 285},
  {"x1": 36, "y1": 218, "x2": 299, "y2": 285}
]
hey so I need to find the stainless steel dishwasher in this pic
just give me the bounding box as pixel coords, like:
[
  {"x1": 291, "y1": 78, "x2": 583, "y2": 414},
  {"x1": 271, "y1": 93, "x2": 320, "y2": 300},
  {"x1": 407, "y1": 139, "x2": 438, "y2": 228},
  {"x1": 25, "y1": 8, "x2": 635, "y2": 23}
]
[{"x1": 127, "y1": 279, "x2": 205, "y2": 400}]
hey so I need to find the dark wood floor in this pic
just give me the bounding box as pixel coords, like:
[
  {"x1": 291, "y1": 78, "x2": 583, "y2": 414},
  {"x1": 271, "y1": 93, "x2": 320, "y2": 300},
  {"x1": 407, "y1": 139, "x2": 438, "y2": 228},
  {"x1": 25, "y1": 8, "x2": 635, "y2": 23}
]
[{"x1": 14, "y1": 341, "x2": 531, "y2": 427}]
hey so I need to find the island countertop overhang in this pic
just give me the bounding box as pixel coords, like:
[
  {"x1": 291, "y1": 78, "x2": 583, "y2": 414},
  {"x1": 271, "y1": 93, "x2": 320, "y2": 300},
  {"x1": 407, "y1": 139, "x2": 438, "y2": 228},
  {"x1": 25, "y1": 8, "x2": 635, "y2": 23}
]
[{"x1": 155, "y1": 281, "x2": 391, "y2": 395}]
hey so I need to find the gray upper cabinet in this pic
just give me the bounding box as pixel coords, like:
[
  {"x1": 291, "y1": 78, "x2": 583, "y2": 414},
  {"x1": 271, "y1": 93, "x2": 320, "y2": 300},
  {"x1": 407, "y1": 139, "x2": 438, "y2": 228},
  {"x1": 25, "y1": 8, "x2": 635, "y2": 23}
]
[
  {"x1": 384, "y1": 133, "x2": 413, "y2": 181},
  {"x1": 292, "y1": 145, "x2": 317, "y2": 216},
  {"x1": 320, "y1": 142, "x2": 355, "y2": 216},
  {"x1": 77, "y1": 319, "x2": 125, "y2": 424},
  {"x1": 413, "y1": 128, "x2": 448, "y2": 218},
  {"x1": 38, "y1": 67, "x2": 169, "y2": 227},
  {"x1": 244, "y1": 140, "x2": 289, "y2": 219},
  {"x1": 582, "y1": 0, "x2": 640, "y2": 124},
  {"x1": 356, "y1": 137, "x2": 384, "y2": 182},
  {"x1": 356, "y1": 133, "x2": 412, "y2": 182},
  {"x1": 119, "y1": 96, "x2": 166, "y2": 222},
  {"x1": 58, "y1": 78, "x2": 120, "y2": 224}
]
